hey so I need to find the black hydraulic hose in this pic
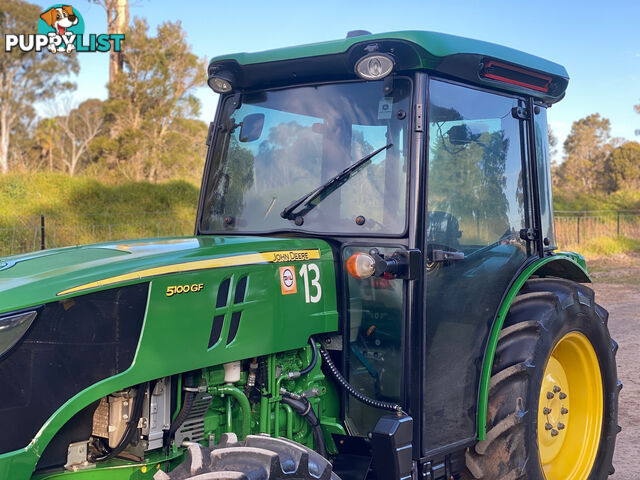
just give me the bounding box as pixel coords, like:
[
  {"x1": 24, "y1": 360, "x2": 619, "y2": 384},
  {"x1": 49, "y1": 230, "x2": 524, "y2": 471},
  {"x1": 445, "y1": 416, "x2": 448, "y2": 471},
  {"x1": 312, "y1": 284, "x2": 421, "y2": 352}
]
[
  {"x1": 281, "y1": 394, "x2": 327, "y2": 458},
  {"x1": 93, "y1": 382, "x2": 148, "y2": 462},
  {"x1": 299, "y1": 337, "x2": 318, "y2": 376},
  {"x1": 315, "y1": 337, "x2": 403, "y2": 414}
]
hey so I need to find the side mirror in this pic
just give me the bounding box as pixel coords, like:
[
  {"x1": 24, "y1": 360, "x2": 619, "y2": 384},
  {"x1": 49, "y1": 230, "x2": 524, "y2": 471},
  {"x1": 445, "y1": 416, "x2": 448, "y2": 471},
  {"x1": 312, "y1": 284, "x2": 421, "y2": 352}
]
[{"x1": 239, "y1": 113, "x2": 264, "y2": 142}]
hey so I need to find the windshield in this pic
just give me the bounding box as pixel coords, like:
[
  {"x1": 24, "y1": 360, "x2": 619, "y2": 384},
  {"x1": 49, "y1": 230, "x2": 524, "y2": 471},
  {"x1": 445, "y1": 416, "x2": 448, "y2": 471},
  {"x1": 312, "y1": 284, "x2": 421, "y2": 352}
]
[{"x1": 199, "y1": 78, "x2": 411, "y2": 234}]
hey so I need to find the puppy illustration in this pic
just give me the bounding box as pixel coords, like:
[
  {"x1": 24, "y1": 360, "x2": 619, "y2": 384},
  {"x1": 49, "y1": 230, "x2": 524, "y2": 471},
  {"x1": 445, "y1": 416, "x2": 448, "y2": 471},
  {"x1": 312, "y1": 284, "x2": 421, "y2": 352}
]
[{"x1": 40, "y1": 5, "x2": 78, "y2": 53}]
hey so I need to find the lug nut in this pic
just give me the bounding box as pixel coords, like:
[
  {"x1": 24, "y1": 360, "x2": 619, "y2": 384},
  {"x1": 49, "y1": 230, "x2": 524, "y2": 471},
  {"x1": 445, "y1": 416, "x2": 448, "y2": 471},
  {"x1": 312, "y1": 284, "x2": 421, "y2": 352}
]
[
  {"x1": 551, "y1": 429, "x2": 559, "y2": 437},
  {"x1": 559, "y1": 392, "x2": 567, "y2": 400},
  {"x1": 543, "y1": 407, "x2": 551, "y2": 415},
  {"x1": 557, "y1": 423, "x2": 565, "y2": 430},
  {"x1": 561, "y1": 407, "x2": 568, "y2": 415},
  {"x1": 553, "y1": 385, "x2": 561, "y2": 393},
  {"x1": 545, "y1": 422, "x2": 553, "y2": 431},
  {"x1": 547, "y1": 392, "x2": 554, "y2": 399}
]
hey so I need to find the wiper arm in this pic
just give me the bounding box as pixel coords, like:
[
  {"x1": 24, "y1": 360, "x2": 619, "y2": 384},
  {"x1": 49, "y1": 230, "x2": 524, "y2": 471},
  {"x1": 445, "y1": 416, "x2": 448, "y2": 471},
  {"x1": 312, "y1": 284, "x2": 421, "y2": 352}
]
[{"x1": 280, "y1": 143, "x2": 393, "y2": 221}]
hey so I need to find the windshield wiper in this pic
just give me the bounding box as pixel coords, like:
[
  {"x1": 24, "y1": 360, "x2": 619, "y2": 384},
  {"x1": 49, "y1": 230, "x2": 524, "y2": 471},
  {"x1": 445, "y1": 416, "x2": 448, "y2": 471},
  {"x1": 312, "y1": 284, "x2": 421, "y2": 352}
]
[{"x1": 280, "y1": 143, "x2": 393, "y2": 221}]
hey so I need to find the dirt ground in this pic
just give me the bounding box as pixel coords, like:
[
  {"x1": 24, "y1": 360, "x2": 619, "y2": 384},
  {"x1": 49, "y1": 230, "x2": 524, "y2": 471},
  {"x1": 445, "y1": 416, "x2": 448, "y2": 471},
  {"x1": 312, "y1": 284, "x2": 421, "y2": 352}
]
[{"x1": 587, "y1": 254, "x2": 640, "y2": 479}]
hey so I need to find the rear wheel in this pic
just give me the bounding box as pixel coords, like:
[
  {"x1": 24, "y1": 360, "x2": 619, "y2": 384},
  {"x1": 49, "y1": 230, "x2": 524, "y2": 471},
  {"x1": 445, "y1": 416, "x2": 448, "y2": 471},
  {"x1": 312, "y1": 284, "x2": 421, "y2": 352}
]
[
  {"x1": 156, "y1": 433, "x2": 341, "y2": 480},
  {"x1": 465, "y1": 278, "x2": 621, "y2": 480}
]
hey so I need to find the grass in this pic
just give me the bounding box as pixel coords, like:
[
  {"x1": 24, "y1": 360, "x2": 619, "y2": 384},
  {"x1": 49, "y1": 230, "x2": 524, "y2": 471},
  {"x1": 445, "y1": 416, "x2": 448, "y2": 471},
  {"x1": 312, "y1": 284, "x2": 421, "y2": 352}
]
[
  {"x1": 0, "y1": 172, "x2": 199, "y2": 256},
  {"x1": 561, "y1": 236, "x2": 640, "y2": 285},
  {"x1": 561, "y1": 236, "x2": 640, "y2": 258}
]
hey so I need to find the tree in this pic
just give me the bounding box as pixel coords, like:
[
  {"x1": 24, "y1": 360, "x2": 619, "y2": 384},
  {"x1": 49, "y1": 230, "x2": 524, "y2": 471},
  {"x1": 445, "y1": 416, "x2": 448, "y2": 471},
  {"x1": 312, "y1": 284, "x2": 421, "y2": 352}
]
[
  {"x1": 0, "y1": 0, "x2": 78, "y2": 173},
  {"x1": 94, "y1": 18, "x2": 207, "y2": 182},
  {"x1": 603, "y1": 141, "x2": 640, "y2": 192},
  {"x1": 557, "y1": 113, "x2": 612, "y2": 192},
  {"x1": 56, "y1": 99, "x2": 105, "y2": 175},
  {"x1": 92, "y1": 0, "x2": 129, "y2": 86},
  {"x1": 635, "y1": 101, "x2": 639, "y2": 136},
  {"x1": 33, "y1": 118, "x2": 59, "y2": 171}
]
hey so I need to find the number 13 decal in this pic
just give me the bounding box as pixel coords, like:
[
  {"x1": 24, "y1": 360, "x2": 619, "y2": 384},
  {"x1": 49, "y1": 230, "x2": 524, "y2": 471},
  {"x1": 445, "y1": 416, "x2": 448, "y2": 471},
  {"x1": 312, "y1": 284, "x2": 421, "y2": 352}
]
[{"x1": 299, "y1": 263, "x2": 322, "y2": 303}]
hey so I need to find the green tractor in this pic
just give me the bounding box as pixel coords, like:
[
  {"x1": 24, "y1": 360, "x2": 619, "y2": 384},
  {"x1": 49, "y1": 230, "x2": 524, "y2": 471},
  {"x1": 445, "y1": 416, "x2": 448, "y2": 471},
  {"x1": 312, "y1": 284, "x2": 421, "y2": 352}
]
[{"x1": 0, "y1": 30, "x2": 620, "y2": 480}]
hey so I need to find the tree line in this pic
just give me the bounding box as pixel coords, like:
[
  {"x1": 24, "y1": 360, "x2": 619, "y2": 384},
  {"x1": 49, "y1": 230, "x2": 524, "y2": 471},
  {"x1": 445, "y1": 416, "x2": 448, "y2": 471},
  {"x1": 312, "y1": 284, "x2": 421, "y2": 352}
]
[
  {"x1": 1, "y1": 0, "x2": 638, "y2": 190},
  {"x1": 552, "y1": 108, "x2": 640, "y2": 196},
  {"x1": 0, "y1": 0, "x2": 207, "y2": 183}
]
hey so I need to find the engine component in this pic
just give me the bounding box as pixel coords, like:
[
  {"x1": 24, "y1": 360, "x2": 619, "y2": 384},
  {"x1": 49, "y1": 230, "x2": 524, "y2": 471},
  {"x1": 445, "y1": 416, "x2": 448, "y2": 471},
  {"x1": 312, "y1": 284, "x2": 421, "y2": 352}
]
[
  {"x1": 141, "y1": 378, "x2": 171, "y2": 450},
  {"x1": 107, "y1": 390, "x2": 136, "y2": 448},
  {"x1": 64, "y1": 441, "x2": 94, "y2": 472},
  {"x1": 174, "y1": 392, "x2": 213, "y2": 446},
  {"x1": 223, "y1": 360, "x2": 241, "y2": 383}
]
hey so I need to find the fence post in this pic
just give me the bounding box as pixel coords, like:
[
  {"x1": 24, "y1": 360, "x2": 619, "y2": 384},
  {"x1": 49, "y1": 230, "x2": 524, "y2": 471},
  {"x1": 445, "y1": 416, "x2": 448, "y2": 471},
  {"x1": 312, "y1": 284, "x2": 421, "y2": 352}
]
[
  {"x1": 40, "y1": 215, "x2": 45, "y2": 250},
  {"x1": 577, "y1": 216, "x2": 581, "y2": 245},
  {"x1": 617, "y1": 211, "x2": 620, "y2": 237}
]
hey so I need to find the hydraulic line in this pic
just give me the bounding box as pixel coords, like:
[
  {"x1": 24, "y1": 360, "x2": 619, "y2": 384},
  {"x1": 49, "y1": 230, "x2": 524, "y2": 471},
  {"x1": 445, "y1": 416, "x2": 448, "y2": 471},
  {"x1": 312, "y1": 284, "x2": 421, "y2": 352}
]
[
  {"x1": 281, "y1": 393, "x2": 327, "y2": 458},
  {"x1": 209, "y1": 384, "x2": 251, "y2": 438},
  {"x1": 298, "y1": 337, "x2": 318, "y2": 376},
  {"x1": 315, "y1": 337, "x2": 403, "y2": 414}
]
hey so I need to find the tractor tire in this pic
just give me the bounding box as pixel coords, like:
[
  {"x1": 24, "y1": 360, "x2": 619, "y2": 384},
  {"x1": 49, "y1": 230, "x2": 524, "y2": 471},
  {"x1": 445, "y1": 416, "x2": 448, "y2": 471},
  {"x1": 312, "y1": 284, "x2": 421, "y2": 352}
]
[
  {"x1": 155, "y1": 433, "x2": 341, "y2": 480},
  {"x1": 464, "y1": 278, "x2": 621, "y2": 480}
]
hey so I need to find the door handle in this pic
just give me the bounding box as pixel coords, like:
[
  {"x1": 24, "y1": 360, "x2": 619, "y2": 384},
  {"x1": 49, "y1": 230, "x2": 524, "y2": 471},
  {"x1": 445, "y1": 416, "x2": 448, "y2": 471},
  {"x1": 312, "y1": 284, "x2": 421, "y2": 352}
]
[{"x1": 431, "y1": 249, "x2": 465, "y2": 263}]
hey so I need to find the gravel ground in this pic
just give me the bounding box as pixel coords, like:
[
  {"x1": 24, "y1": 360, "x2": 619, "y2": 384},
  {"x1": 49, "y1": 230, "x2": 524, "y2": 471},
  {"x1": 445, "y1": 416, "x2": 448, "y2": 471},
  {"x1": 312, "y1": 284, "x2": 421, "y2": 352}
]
[{"x1": 588, "y1": 256, "x2": 640, "y2": 479}]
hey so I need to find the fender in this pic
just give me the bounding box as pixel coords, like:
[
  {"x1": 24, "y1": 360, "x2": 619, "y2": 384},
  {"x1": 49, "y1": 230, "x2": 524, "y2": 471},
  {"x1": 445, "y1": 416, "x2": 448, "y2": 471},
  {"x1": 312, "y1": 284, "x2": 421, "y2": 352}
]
[{"x1": 477, "y1": 252, "x2": 590, "y2": 440}]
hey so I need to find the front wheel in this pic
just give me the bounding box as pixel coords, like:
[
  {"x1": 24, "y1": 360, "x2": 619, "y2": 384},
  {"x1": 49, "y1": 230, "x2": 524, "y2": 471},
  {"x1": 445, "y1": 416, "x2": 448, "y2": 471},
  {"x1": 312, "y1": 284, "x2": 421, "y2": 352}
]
[
  {"x1": 465, "y1": 278, "x2": 621, "y2": 480},
  {"x1": 155, "y1": 433, "x2": 341, "y2": 480}
]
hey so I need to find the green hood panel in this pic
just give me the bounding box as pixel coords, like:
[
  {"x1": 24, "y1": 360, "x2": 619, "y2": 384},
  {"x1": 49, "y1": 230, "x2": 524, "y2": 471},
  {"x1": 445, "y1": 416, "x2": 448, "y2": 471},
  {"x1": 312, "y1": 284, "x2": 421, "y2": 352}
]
[
  {"x1": 0, "y1": 236, "x2": 339, "y2": 476},
  {"x1": 0, "y1": 236, "x2": 330, "y2": 314}
]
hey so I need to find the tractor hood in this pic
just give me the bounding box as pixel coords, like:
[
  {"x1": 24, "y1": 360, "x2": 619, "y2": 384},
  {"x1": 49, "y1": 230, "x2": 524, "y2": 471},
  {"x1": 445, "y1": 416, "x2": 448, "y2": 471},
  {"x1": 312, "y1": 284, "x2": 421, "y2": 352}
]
[{"x1": 0, "y1": 236, "x2": 332, "y2": 314}]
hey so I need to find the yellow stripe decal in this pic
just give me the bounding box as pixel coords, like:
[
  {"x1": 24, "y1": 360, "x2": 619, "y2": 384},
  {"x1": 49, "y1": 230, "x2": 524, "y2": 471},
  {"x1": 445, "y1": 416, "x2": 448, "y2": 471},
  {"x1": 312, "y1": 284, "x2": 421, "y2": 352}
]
[{"x1": 57, "y1": 249, "x2": 321, "y2": 296}]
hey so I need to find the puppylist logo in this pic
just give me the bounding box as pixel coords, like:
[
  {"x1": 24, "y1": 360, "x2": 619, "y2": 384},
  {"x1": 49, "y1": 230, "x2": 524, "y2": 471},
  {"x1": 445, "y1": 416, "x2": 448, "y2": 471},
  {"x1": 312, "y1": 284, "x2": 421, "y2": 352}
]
[{"x1": 4, "y1": 4, "x2": 124, "y2": 54}]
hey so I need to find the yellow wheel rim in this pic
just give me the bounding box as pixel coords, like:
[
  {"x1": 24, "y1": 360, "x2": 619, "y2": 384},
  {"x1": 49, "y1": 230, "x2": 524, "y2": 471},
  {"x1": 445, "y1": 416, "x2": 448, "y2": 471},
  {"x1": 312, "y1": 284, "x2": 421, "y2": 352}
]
[{"x1": 538, "y1": 331, "x2": 603, "y2": 479}]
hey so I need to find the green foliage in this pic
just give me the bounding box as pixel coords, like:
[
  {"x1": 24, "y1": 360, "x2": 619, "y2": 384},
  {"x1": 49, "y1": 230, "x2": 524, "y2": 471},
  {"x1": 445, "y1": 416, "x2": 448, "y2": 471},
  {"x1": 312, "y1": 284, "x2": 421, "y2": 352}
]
[
  {"x1": 553, "y1": 188, "x2": 640, "y2": 212},
  {"x1": 557, "y1": 113, "x2": 612, "y2": 192},
  {"x1": 0, "y1": 173, "x2": 198, "y2": 255},
  {"x1": 93, "y1": 18, "x2": 208, "y2": 183},
  {"x1": 0, "y1": 0, "x2": 78, "y2": 173},
  {"x1": 604, "y1": 141, "x2": 640, "y2": 192}
]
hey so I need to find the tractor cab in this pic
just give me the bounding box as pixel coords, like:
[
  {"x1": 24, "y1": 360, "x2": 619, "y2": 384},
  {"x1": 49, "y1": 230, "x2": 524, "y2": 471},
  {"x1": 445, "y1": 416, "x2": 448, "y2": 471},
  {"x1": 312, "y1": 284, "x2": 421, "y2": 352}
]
[{"x1": 198, "y1": 29, "x2": 565, "y2": 457}]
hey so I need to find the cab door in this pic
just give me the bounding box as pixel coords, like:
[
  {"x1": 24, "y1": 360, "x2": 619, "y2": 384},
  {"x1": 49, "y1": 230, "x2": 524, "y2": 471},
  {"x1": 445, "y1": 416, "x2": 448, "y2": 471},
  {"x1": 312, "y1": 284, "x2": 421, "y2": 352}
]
[{"x1": 421, "y1": 78, "x2": 532, "y2": 454}]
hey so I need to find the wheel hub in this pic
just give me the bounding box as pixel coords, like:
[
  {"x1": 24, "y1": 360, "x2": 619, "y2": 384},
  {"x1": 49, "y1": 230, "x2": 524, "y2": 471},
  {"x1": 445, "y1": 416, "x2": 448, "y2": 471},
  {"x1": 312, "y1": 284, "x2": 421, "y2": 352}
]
[
  {"x1": 539, "y1": 356, "x2": 570, "y2": 457},
  {"x1": 537, "y1": 331, "x2": 603, "y2": 480}
]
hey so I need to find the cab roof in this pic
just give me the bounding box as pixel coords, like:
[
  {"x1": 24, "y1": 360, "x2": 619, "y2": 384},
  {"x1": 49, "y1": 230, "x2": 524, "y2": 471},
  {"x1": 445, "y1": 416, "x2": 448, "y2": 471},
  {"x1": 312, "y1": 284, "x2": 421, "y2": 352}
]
[{"x1": 209, "y1": 30, "x2": 569, "y2": 104}]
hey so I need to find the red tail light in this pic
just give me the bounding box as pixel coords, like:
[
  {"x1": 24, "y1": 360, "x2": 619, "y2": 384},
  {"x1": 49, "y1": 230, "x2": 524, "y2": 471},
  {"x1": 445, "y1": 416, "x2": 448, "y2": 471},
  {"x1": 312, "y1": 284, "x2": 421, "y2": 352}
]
[{"x1": 480, "y1": 60, "x2": 552, "y2": 93}]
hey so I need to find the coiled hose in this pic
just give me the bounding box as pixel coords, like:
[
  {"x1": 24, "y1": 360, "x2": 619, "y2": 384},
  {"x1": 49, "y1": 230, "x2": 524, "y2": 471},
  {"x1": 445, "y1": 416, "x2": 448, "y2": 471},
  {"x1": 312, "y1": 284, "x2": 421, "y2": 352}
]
[
  {"x1": 168, "y1": 371, "x2": 198, "y2": 439},
  {"x1": 314, "y1": 336, "x2": 403, "y2": 414}
]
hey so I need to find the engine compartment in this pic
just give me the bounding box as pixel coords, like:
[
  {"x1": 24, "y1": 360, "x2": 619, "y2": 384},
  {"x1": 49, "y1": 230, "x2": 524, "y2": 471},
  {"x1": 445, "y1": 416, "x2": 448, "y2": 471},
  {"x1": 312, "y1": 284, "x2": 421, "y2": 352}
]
[{"x1": 34, "y1": 343, "x2": 343, "y2": 477}]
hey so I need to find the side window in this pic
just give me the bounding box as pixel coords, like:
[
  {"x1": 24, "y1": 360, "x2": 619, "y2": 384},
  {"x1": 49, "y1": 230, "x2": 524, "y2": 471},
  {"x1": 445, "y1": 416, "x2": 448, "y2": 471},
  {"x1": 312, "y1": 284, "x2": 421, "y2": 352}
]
[
  {"x1": 534, "y1": 107, "x2": 556, "y2": 248},
  {"x1": 427, "y1": 80, "x2": 528, "y2": 254}
]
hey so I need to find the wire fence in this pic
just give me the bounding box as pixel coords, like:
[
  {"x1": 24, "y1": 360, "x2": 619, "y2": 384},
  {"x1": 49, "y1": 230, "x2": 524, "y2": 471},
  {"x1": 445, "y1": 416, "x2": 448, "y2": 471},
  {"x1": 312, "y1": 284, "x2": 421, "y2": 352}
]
[
  {"x1": 0, "y1": 213, "x2": 195, "y2": 257},
  {"x1": 554, "y1": 211, "x2": 640, "y2": 247},
  {"x1": 2, "y1": 211, "x2": 640, "y2": 257}
]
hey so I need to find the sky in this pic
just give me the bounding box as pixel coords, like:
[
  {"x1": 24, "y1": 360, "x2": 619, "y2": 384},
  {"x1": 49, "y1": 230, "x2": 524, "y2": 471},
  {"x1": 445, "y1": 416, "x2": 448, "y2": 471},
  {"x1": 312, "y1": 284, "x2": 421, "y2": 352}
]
[{"x1": 30, "y1": 0, "x2": 640, "y2": 161}]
